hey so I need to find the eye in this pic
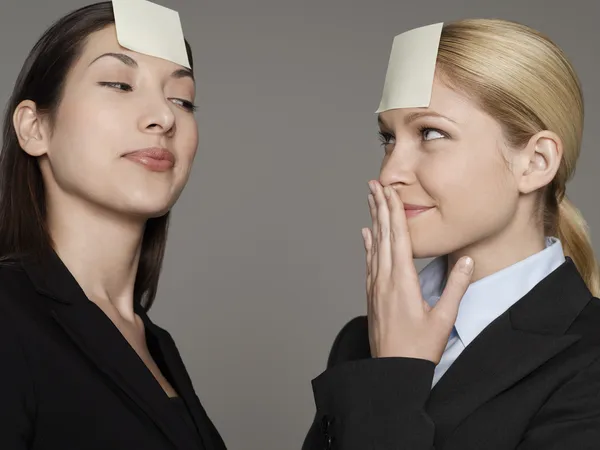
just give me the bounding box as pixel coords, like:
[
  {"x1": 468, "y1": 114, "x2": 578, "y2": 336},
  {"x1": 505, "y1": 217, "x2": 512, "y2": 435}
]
[
  {"x1": 377, "y1": 130, "x2": 396, "y2": 154},
  {"x1": 419, "y1": 126, "x2": 447, "y2": 141},
  {"x1": 97, "y1": 81, "x2": 133, "y2": 91},
  {"x1": 169, "y1": 98, "x2": 197, "y2": 113},
  {"x1": 378, "y1": 130, "x2": 395, "y2": 146},
  {"x1": 97, "y1": 82, "x2": 197, "y2": 113}
]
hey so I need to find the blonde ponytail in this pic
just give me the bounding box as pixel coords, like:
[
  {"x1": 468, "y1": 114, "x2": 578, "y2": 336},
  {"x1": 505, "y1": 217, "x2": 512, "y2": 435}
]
[{"x1": 557, "y1": 197, "x2": 599, "y2": 296}]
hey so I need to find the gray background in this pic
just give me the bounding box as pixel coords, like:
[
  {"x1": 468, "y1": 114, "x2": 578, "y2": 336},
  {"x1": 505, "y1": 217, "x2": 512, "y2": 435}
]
[{"x1": 2, "y1": 0, "x2": 598, "y2": 448}]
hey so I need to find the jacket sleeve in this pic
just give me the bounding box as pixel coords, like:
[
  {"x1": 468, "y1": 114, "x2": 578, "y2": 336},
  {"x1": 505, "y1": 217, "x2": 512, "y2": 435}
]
[
  {"x1": 517, "y1": 353, "x2": 600, "y2": 449},
  {"x1": 302, "y1": 317, "x2": 437, "y2": 450},
  {"x1": 0, "y1": 304, "x2": 36, "y2": 449}
]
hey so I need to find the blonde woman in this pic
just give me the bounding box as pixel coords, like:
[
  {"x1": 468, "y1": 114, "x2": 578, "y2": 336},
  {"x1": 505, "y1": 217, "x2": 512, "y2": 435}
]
[{"x1": 303, "y1": 19, "x2": 600, "y2": 450}]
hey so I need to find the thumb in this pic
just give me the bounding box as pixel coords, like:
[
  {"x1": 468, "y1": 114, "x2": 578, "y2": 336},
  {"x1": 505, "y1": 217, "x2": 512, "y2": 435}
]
[{"x1": 434, "y1": 256, "x2": 474, "y2": 327}]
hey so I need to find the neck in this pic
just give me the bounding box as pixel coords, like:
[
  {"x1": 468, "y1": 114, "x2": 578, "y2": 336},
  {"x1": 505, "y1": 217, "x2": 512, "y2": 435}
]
[
  {"x1": 447, "y1": 214, "x2": 546, "y2": 284},
  {"x1": 46, "y1": 196, "x2": 146, "y2": 322}
]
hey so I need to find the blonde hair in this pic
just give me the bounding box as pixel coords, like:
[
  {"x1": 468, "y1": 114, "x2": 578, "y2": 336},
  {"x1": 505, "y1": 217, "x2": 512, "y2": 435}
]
[{"x1": 436, "y1": 19, "x2": 599, "y2": 296}]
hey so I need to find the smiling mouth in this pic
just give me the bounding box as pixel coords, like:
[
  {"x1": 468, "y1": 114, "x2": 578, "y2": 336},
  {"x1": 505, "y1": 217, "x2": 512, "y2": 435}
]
[
  {"x1": 403, "y1": 206, "x2": 434, "y2": 218},
  {"x1": 122, "y1": 147, "x2": 175, "y2": 172}
]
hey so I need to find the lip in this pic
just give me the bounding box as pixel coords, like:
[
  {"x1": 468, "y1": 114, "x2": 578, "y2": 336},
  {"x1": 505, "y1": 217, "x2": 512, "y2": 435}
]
[
  {"x1": 402, "y1": 204, "x2": 434, "y2": 218},
  {"x1": 122, "y1": 147, "x2": 175, "y2": 172}
]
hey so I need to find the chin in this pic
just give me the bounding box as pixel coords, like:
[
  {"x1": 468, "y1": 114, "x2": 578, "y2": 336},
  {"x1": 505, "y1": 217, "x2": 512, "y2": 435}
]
[
  {"x1": 145, "y1": 207, "x2": 172, "y2": 219},
  {"x1": 409, "y1": 233, "x2": 457, "y2": 260},
  {"x1": 412, "y1": 248, "x2": 444, "y2": 260},
  {"x1": 407, "y1": 213, "x2": 471, "y2": 260},
  {"x1": 118, "y1": 187, "x2": 181, "y2": 219},
  {"x1": 117, "y1": 199, "x2": 174, "y2": 220}
]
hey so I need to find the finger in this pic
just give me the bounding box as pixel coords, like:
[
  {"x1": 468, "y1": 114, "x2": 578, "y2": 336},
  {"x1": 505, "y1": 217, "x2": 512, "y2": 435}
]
[
  {"x1": 362, "y1": 227, "x2": 374, "y2": 321},
  {"x1": 367, "y1": 193, "x2": 379, "y2": 278},
  {"x1": 362, "y1": 227, "x2": 373, "y2": 289},
  {"x1": 370, "y1": 181, "x2": 392, "y2": 278},
  {"x1": 434, "y1": 256, "x2": 474, "y2": 329},
  {"x1": 368, "y1": 192, "x2": 378, "y2": 237},
  {"x1": 386, "y1": 186, "x2": 418, "y2": 281}
]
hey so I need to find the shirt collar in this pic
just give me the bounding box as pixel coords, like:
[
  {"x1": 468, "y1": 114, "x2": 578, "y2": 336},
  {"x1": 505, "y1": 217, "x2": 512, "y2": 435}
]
[{"x1": 419, "y1": 237, "x2": 566, "y2": 347}]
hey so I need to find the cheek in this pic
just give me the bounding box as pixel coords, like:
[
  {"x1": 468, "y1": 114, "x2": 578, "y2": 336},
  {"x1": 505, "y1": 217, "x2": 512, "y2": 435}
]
[
  {"x1": 409, "y1": 159, "x2": 518, "y2": 257},
  {"x1": 435, "y1": 164, "x2": 517, "y2": 248},
  {"x1": 45, "y1": 102, "x2": 128, "y2": 189},
  {"x1": 49, "y1": 121, "x2": 104, "y2": 169},
  {"x1": 418, "y1": 154, "x2": 516, "y2": 226},
  {"x1": 420, "y1": 151, "x2": 511, "y2": 207},
  {"x1": 54, "y1": 96, "x2": 126, "y2": 149},
  {"x1": 176, "y1": 117, "x2": 199, "y2": 162},
  {"x1": 417, "y1": 154, "x2": 472, "y2": 202}
]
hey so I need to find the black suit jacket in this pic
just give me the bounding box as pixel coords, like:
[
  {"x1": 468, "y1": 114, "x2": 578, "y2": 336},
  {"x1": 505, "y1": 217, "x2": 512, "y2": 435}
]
[
  {"x1": 303, "y1": 258, "x2": 600, "y2": 449},
  {"x1": 0, "y1": 251, "x2": 226, "y2": 450}
]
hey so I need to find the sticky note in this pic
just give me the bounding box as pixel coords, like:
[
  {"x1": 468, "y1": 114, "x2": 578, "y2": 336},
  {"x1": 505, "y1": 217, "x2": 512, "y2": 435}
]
[
  {"x1": 375, "y1": 22, "x2": 444, "y2": 113},
  {"x1": 112, "y1": 0, "x2": 191, "y2": 69}
]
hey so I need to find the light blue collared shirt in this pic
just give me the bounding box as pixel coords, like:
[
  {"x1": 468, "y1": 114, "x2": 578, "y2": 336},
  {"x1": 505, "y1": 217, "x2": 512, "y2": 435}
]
[{"x1": 420, "y1": 237, "x2": 566, "y2": 387}]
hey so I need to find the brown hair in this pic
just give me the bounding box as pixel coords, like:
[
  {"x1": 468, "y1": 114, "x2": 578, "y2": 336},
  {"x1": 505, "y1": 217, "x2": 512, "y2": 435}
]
[{"x1": 0, "y1": 1, "x2": 195, "y2": 309}]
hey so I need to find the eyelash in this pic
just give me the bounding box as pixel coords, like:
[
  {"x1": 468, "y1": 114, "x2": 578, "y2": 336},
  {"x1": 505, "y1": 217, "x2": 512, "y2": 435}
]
[
  {"x1": 378, "y1": 130, "x2": 394, "y2": 147},
  {"x1": 377, "y1": 126, "x2": 448, "y2": 147},
  {"x1": 97, "y1": 81, "x2": 197, "y2": 112}
]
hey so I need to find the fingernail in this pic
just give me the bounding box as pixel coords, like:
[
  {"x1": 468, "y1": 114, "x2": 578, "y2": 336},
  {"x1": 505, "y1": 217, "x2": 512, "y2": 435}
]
[
  {"x1": 384, "y1": 187, "x2": 391, "y2": 199},
  {"x1": 361, "y1": 228, "x2": 368, "y2": 240},
  {"x1": 459, "y1": 257, "x2": 474, "y2": 275},
  {"x1": 368, "y1": 181, "x2": 376, "y2": 193}
]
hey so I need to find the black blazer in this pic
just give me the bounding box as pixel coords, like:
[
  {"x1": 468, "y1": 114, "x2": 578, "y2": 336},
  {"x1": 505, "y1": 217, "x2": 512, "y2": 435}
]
[
  {"x1": 303, "y1": 258, "x2": 600, "y2": 449},
  {"x1": 0, "y1": 250, "x2": 226, "y2": 450}
]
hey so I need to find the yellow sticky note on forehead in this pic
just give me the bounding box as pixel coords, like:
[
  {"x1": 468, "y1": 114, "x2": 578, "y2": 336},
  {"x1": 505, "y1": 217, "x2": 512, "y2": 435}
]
[
  {"x1": 112, "y1": 0, "x2": 190, "y2": 69},
  {"x1": 375, "y1": 23, "x2": 444, "y2": 113}
]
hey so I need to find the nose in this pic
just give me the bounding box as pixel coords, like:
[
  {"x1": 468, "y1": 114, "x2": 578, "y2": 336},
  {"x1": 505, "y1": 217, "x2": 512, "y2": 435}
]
[
  {"x1": 138, "y1": 94, "x2": 176, "y2": 136},
  {"x1": 378, "y1": 145, "x2": 418, "y2": 187}
]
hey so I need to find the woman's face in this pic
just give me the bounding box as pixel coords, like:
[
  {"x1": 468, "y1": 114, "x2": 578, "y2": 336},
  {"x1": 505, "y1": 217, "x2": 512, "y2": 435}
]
[
  {"x1": 377, "y1": 77, "x2": 522, "y2": 259},
  {"x1": 36, "y1": 25, "x2": 198, "y2": 219}
]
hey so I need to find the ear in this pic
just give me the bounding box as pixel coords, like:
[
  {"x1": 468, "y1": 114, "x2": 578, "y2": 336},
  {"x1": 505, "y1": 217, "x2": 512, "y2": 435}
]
[
  {"x1": 516, "y1": 130, "x2": 563, "y2": 195},
  {"x1": 13, "y1": 100, "x2": 50, "y2": 157}
]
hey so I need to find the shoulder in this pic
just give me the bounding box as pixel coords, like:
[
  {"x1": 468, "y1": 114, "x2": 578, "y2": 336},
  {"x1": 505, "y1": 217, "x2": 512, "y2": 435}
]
[
  {"x1": 0, "y1": 259, "x2": 55, "y2": 345},
  {"x1": 0, "y1": 264, "x2": 37, "y2": 430},
  {"x1": 0, "y1": 263, "x2": 34, "y2": 364},
  {"x1": 0, "y1": 260, "x2": 35, "y2": 312},
  {"x1": 570, "y1": 296, "x2": 600, "y2": 347},
  {"x1": 0, "y1": 258, "x2": 42, "y2": 312},
  {"x1": 326, "y1": 315, "x2": 371, "y2": 369}
]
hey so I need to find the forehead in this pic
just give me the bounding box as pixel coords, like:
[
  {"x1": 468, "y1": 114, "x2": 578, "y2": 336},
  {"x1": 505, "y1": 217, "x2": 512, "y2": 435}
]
[
  {"x1": 380, "y1": 76, "x2": 487, "y2": 125},
  {"x1": 75, "y1": 24, "x2": 189, "y2": 74},
  {"x1": 79, "y1": 25, "x2": 122, "y2": 62},
  {"x1": 427, "y1": 77, "x2": 476, "y2": 117}
]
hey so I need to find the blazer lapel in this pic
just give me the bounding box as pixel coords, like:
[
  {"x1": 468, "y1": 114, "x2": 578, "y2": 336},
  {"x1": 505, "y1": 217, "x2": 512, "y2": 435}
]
[
  {"x1": 426, "y1": 258, "x2": 592, "y2": 445},
  {"x1": 140, "y1": 310, "x2": 224, "y2": 450},
  {"x1": 22, "y1": 251, "x2": 199, "y2": 450}
]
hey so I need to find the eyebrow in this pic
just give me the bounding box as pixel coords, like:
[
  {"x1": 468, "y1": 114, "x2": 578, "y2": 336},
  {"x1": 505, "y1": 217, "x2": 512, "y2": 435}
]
[
  {"x1": 89, "y1": 52, "x2": 194, "y2": 81},
  {"x1": 378, "y1": 111, "x2": 457, "y2": 129}
]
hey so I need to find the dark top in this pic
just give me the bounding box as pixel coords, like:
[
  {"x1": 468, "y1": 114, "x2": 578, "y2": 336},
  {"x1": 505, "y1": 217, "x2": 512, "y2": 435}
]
[
  {"x1": 0, "y1": 250, "x2": 227, "y2": 450},
  {"x1": 170, "y1": 397, "x2": 202, "y2": 442},
  {"x1": 302, "y1": 257, "x2": 600, "y2": 450}
]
